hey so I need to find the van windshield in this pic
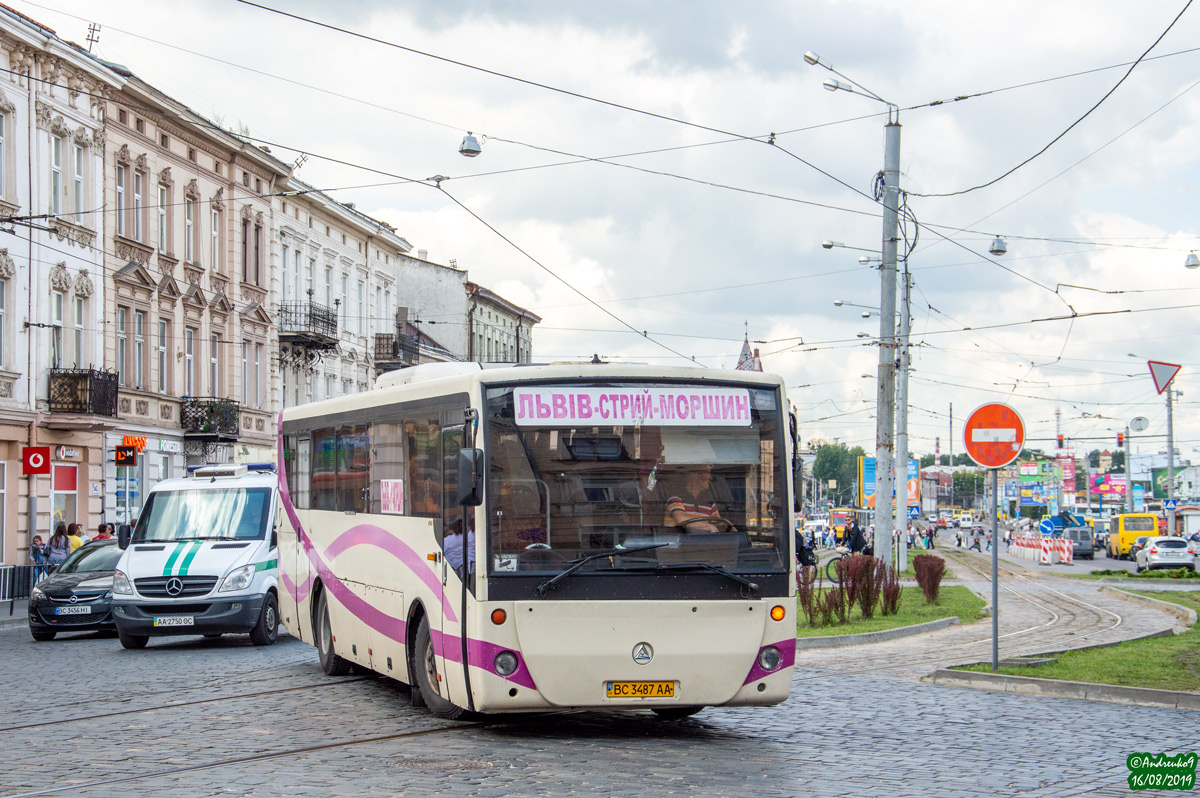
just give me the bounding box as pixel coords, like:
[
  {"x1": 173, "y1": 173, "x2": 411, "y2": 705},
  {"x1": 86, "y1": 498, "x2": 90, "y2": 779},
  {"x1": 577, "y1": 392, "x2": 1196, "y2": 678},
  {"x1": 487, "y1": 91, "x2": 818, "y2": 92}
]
[{"x1": 134, "y1": 487, "x2": 272, "y2": 542}]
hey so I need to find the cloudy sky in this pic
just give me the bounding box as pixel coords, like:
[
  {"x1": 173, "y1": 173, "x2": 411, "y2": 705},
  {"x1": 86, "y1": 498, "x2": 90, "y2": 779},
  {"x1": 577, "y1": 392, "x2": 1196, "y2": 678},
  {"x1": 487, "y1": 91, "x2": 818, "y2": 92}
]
[{"x1": 24, "y1": 0, "x2": 1200, "y2": 464}]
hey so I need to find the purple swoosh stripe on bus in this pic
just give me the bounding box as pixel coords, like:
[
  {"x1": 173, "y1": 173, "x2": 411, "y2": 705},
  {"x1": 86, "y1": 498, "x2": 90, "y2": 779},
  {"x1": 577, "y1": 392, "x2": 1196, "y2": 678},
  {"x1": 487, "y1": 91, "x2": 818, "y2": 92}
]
[
  {"x1": 742, "y1": 638, "x2": 797, "y2": 685},
  {"x1": 280, "y1": 571, "x2": 314, "y2": 603},
  {"x1": 432, "y1": 629, "x2": 538, "y2": 690},
  {"x1": 323, "y1": 524, "x2": 457, "y2": 623}
]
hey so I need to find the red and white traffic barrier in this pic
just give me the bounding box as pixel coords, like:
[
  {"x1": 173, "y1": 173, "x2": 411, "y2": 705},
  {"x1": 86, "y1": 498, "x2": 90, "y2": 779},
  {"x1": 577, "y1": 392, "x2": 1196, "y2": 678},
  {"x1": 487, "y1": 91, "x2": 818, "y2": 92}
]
[{"x1": 1007, "y1": 535, "x2": 1073, "y2": 564}]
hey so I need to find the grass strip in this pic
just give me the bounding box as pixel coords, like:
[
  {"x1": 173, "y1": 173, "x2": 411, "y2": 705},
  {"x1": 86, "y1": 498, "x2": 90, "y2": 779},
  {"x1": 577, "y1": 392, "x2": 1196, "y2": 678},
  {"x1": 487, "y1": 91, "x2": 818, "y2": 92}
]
[
  {"x1": 953, "y1": 590, "x2": 1200, "y2": 693},
  {"x1": 795, "y1": 584, "x2": 986, "y2": 638}
]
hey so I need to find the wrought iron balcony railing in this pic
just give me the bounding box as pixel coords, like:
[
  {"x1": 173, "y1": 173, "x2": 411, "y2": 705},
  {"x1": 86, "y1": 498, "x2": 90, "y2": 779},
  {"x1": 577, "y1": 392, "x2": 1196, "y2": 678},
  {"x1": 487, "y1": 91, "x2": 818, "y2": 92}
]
[
  {"x1": 48, "y1": 368, "x2": 118, "y2": 417},
  {"x1": 374, "y1": 333, "x2": 420, "y2": 367},
  {"x1": 278, "y1": 300, "x2": 337, "y2": 344},
  {"x1": 181, "y1": 396, "x2": 241, "y2": 438}
]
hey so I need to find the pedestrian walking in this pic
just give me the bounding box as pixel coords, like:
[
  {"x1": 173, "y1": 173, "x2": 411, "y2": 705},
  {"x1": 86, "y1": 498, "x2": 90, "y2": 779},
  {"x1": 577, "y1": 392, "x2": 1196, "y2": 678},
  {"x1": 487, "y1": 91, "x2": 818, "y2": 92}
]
[
  {"x1": 968, "y1": 533, "x2": 982, "y2": 552},
  {"x1": 46, "y1": 524, "x2": 70, "y2": 568}
]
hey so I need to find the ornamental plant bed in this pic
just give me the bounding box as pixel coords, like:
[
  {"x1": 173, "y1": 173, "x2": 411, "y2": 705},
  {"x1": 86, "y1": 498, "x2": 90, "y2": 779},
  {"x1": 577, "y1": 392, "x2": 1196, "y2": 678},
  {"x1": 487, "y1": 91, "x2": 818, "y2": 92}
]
[{"x1": 795, "y1": 585, "x2": 986, "y2": 638}]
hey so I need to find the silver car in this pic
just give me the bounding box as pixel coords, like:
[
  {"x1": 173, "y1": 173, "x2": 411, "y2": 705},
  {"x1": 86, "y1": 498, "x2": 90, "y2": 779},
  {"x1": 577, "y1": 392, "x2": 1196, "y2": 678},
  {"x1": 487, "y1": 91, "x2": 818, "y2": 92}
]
[{"x1": 1135, "y1": 536, "x2": 1196, "y2": 573}]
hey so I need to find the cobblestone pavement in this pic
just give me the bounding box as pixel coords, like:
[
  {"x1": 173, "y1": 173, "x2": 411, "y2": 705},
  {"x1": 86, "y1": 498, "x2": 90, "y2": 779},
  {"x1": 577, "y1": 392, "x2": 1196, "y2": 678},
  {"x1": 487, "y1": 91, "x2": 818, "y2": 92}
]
[{"x1": 1, "y1": 580, "x2": 1196, "y2": 798}]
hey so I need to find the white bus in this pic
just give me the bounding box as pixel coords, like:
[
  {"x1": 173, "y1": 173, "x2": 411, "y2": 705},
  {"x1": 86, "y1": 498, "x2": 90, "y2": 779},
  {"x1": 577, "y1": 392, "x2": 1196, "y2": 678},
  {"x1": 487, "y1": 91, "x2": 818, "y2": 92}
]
[{"x1": 278, "y1": 362, "x2": 796, "y2": 719}]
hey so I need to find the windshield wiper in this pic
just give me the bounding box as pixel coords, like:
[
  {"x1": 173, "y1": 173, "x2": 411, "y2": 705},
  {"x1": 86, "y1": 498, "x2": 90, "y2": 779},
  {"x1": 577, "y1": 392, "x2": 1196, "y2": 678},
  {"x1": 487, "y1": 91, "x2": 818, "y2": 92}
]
[
  {"x1": 653, "y1": 562, "x2": 759, "y2": 594},
  {"x1": 536, "y1": 543, "x2": 668, "y2": 597}
]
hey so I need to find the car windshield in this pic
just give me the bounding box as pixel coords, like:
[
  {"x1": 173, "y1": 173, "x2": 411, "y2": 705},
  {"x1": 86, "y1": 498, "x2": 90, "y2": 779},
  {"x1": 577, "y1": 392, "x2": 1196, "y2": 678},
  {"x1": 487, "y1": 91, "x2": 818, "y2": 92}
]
[
  {"x1": 484, "y1": 382, "x2": 788, "y2": 576},
  {"x1": 134, "y1": 487, "x2": 271, "y2": 542},
  {"x1": 57, "y1": 544, "x2": 123, "y2": 574}
]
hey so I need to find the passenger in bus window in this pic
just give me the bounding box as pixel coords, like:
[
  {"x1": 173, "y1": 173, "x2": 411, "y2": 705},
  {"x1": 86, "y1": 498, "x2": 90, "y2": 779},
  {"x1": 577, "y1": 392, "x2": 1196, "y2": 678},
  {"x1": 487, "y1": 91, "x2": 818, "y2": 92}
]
[{"x1": 664, "y1": 466, "x2": 732, "y2": 533}]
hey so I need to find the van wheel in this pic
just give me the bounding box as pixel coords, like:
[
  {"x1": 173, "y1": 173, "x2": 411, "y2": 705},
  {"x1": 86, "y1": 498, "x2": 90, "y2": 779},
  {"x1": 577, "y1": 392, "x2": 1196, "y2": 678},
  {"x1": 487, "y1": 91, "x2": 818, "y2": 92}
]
[
  {"x1": 249, "y1": 593, "x2": 279, "y2": 646},
  {"x1": 118, "y1": 629, "x2": 149, "y2": 649},
  {"x1": 315, "y1": 590, "x2": 351, "y2": 676},
  {"x1": 412, "y1": 616, "x2": 466, "y2": 720}
]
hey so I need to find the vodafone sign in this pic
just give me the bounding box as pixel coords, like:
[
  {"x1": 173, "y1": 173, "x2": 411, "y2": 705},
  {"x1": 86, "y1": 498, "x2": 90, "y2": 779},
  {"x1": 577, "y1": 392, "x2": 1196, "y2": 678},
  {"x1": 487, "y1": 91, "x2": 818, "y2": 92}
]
[
  {"x1": 22, "y1": 446, "x2": 51, "y2": 475},
  {"x1": 963, "y1": 403, "x2": 1025, "y2": 469}
]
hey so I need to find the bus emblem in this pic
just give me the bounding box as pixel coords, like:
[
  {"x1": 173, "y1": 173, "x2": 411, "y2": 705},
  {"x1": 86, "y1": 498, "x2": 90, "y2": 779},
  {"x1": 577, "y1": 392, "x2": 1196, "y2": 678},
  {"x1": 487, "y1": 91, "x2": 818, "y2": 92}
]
[{"x1": 632, "y1": 643, "x2": 653, "y2": 665}]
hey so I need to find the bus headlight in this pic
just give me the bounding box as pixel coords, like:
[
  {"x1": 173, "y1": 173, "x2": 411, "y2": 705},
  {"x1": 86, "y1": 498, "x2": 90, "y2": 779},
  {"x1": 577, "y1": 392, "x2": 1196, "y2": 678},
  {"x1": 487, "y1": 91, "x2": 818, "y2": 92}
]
[
  {"x1": 757, "y1": 646, "x2": 783, "y2": 672},
  {"x1": 112, "y1": 569, "x2": 133, "y2": 595},
  {"x1": 219, "y1": 564, "x2": 255, "y2": 592},
  {"x1": 494, "y1": 651, "x2": 519, "y2": 677}
]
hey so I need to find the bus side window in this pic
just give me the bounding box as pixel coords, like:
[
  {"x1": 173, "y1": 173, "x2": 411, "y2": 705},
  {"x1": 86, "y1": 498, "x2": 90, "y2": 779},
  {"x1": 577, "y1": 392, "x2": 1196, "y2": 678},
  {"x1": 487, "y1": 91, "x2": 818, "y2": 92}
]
[{"x1": 407, "y1": 419, "x2": 441, "y2": 519}]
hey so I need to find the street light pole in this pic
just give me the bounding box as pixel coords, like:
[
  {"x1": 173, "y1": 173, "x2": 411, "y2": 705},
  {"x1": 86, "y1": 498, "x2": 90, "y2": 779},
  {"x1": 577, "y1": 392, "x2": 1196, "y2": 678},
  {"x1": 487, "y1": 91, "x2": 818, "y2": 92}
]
[
  {"x1": 895, "y1": 267, "x2": 911, "y2": 572},
  {"x1": 874, "y1": 119, "x2": 901, "y2": 564}
]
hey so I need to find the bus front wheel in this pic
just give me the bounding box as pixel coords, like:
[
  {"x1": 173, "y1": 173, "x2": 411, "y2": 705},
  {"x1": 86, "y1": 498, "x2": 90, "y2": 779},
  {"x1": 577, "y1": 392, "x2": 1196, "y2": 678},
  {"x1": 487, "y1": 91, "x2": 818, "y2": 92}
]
[
  {"x1": 412, "y1": 615, "x2": 466, "y2": 720},
  {"x1": 316, "y1": 590, "x2": 352, "y2": 676}
]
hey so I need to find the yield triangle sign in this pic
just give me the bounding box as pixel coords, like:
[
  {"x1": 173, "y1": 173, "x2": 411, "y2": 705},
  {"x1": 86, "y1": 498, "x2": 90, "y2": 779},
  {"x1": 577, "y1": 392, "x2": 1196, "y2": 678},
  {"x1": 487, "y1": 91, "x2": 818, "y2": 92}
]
[{"x1": 1148, "y1": 360, "x2": 1181, "y2": 395}]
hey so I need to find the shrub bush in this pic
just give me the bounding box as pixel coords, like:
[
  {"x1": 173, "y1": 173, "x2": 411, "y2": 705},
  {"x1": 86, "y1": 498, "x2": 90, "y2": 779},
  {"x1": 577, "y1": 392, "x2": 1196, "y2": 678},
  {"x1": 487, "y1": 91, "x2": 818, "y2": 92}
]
[
  {"x1": 913, "y1": 554, "x2": 946, "y2": 603},
  {"x1": 797, "y1": 565, "x2": 819, "y2": 626},
  {"x1": 878, "y1": 558, "x2": 902, "y2": 616}
]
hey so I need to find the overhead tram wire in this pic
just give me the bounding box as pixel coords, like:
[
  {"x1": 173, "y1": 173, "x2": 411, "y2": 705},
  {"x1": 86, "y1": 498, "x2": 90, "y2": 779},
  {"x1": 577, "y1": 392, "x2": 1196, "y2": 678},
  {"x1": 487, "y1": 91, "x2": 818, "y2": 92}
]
[{"x1": 910, "y1": 0, "x2": 1194, "y2": 199}]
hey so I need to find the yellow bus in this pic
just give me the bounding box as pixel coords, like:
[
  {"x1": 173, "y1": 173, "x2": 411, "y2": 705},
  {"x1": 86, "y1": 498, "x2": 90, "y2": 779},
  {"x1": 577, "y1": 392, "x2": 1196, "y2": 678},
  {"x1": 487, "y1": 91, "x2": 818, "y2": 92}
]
[{"x1": 1107, "y1": 513, "x2": 1158, "y2": 559}]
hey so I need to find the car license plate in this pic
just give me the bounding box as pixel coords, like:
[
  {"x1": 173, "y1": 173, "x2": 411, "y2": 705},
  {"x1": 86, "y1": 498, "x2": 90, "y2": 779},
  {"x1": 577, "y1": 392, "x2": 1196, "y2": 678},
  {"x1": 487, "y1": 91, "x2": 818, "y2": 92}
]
[
  {"x1": 606, "y1": 681, "x2": 675, "y2": 698},
  {"x1": 54, "y1": 606, "x2": 91, "y2": 615},
  {"x1": 153, "y1": 616, "x2": 194, "y2": 627}
]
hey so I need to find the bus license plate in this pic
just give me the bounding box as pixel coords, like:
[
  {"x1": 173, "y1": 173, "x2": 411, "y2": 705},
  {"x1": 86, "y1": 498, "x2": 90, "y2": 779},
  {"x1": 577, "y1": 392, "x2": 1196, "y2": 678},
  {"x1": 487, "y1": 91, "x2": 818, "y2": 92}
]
[
  {"x1": 606, "y1": 681, "x2": 675, "y2": 698},
  {"x1": 153, "y1": 616, "x2": 194, "y2": 627},
  {"x1": 55, "y1": 606, "x2": 91, "y2": 615}
]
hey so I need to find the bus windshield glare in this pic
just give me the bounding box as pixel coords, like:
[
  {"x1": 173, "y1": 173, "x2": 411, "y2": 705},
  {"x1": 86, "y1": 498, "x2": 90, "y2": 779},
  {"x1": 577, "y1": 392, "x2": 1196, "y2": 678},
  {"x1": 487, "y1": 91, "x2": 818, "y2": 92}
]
[
  {"x1": 484, "y1": 383, "x2": 787, "y2": 577},
  {"x1": 134, "y1": 488, "x2": 272, "y2": 542}
]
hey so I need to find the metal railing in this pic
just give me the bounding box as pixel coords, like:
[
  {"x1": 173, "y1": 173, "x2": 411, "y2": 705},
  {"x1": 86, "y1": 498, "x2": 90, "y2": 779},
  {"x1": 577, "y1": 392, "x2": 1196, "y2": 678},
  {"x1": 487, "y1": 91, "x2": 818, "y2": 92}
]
[
  {"x1": 374, "y1": 333, "x2": 420, "y2": 366},
  {"x1": 1, "y1": 565, "x2": 40, "y2": 616},
  {"x1": 48, "y1": 368, "x2": 118, "y2": 416},
  {"x1": 278, "y1": 300, "x2": 337, "y2": 339},
  {"x1": 181, "y1": 396, "x2": 241, "y2": 437}
]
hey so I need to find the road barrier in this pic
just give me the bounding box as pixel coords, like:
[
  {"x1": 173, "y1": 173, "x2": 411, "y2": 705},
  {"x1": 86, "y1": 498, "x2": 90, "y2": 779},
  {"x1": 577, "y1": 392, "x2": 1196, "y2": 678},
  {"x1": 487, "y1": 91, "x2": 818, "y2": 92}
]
[{"x1": 1008, "y1": 535, "x2": 1073, "y2": 565}]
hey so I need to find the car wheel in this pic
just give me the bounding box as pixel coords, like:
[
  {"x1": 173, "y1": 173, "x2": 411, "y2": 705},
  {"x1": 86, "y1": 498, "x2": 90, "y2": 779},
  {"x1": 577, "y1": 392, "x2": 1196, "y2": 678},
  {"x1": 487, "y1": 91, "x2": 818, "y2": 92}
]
[
  {"x1": 315, "y1": 590, "x2": 352, "y2": 676},
  {"x1": 249, "y1": 592, "x2": 279, "y2": 647},
  {"x1": 30, "y1": 629, "x2": 56, "y2": 642},
  {"x1": 411, "y1": 615, "x2": 466, "y2": 720},
  {"x1": 118, "y1": 628, "x2": 149, "y2": 649}
]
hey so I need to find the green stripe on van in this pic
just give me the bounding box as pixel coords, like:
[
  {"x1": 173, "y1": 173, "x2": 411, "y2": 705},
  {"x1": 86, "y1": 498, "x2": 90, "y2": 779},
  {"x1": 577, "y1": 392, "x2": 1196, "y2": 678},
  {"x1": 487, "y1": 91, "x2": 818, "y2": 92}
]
[
  {"x1": 254, "y1": 559, "x2": 277, "y2": 572},
  {"x1": 162, "y1": 542, "x2": 187, "y2": 576},
  {"x1": 178, "y1": 541, "x2": 203, "y2": 575}
]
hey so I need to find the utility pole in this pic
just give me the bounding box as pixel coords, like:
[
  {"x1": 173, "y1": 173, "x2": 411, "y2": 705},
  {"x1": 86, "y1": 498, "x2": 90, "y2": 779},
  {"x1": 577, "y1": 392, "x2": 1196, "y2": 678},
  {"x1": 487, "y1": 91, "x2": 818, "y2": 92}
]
[
  {"x1": 872, "y1": 118, "x2": 901, "y2": 565},
  {"x1": 895, "y1": 268, "x2": 911, "y2": 571},
  {"x1": 1055, "y1": 407, "x2": 1064, "y2": 512},
  {"x1": 1124, "y1": 426, "x2": 1132, "y2": 515},
  {"x1": 1167, "y1": 388, "x2": 1176, "y2": 533}
]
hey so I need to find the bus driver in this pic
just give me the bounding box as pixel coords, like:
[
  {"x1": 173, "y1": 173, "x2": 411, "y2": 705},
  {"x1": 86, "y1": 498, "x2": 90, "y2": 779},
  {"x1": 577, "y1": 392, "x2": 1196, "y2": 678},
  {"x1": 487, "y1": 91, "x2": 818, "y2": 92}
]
[{"x1": 664, "y1": 465, "x2": 733, "y2": 533}]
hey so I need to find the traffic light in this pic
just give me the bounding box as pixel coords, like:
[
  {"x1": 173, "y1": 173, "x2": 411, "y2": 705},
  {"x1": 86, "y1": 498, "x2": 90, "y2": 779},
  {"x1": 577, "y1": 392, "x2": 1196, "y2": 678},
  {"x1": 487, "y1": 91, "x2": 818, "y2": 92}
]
[
  {"x1": 1117, "y1": 432, "x2": 1125, "y2": 446},
  {"x1": 1056, "y1": 434, "x2": 1064, "y2": 449}
]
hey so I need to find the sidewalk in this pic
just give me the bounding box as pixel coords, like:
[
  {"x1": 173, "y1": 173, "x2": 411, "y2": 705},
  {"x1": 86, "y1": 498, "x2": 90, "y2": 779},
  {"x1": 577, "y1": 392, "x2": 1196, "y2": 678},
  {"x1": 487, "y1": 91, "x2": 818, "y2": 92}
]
[{"x1": 0, "y1": 599, "x2": 28, "y2": 628}]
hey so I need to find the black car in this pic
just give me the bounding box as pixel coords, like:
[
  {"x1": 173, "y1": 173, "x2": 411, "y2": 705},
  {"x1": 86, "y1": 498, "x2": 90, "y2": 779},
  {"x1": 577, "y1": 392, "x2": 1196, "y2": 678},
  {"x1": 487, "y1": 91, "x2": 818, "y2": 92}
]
[{"x1": 28, "y1": 539, "x2": 123, "y2": 641}]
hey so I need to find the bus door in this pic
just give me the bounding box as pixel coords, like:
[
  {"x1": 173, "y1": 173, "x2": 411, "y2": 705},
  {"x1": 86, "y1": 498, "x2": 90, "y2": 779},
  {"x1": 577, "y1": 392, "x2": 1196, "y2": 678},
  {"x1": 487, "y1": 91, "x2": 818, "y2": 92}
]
[{"x1": 438, "y1": 423, "x2": 472, "y2": 706}]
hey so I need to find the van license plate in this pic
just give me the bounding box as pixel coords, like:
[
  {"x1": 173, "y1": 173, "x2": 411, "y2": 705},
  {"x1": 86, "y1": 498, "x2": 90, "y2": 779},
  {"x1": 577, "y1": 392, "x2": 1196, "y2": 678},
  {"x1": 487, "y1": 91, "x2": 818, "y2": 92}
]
[
  {"x1": 55, "y1": 606, "x2": 91, "y2": 615},
  {"x1": 606, "y1": 681, "x2": 675, "y2": 698},
  {"x1": 153, "y1": 616, "x2": 194, "y2": 627}
]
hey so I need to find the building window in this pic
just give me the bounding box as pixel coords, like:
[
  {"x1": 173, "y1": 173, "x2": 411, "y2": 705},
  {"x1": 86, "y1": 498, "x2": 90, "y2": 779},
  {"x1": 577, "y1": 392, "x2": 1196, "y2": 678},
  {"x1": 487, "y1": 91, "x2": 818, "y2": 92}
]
[
  {"x1": 184, "y1": 328, "x2": 194, "y2": 395},
  {"x1": 115, "y1": 165, "x2": 126, "y2": 236},
  {"x1": 0, "y1": 278, "x2": 5, "y2": 369},
  {"x1": 324, "y1": 267, "x2": 332, "y2": 307},
  {"x1": 74, "y1": 296, "x2": 84, "y2": 367},
  {"x1": 241, "y1": 217, "x2": 249, "y2": 281},
  {"x1": 281, "y1": 245, "x2": 290, "y2": 303},
  {"x1": 254, "y1": 343, "x2": 263, "y2": 405},
  {"x1": 357, "y1": 280, "x2": 364, "y2": 335},
  {"x1": 340, "y1": 275, "x2": 348, "y2": 327},
  {"x1": 210, "y1": 333, "x2": 220, "y2": 395},
  {"x1": 50, "y1": 136, "x2": 63, "y2": 216},
  {"x1": 184, "y1": 198, "x2": 194, "y2": 262},
  {"x1": 241, "y1": 341, "x2": 248, "y2": 405},
  {"x1": 157, "y1": 185, "x2": 168, "y2": 252},
  {"x1": 253, "y1": 222, "x2": 261, "y2": 285},
  {"x1": 116, "y1": 306, "x2": 127, "y2": 385},
  {"x1": 0, "y1": 113, "x2": 6, "y2": 197},
  {"x1": 134, "y1": 311, "x2": 145, "y2": 389},
  {"x1": 50, "y1": 291, "x2": 63, "y2": 368},
  {"x1": 211, "y1": 207, "x2": 221, "y2": 269},
  {"x1": 157, "y1": 320, "x2": 169, "y2": 394},
  {"x1": 73, "y1": 145, "x2": 84, "y2": 224},
  {"x1": 133, "y1": 171, "x2": 143, "y2": 241},
  {"x1": 325, "y1": 375, "x2": 335, "y2": 398}
]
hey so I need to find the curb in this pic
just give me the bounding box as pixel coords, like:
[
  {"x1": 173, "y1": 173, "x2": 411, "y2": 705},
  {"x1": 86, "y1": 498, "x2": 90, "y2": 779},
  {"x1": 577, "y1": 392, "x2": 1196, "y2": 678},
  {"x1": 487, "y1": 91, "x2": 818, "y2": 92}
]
[
  {"x1": 925, "y1": 669, "x2": 1200, "y2": 712},
  {"x1": 1098, "y1": 585, "x2": 1198, "y2": 628},
  {"x1": 796, "y1": 616, "x2": 960, "y2": 650}
]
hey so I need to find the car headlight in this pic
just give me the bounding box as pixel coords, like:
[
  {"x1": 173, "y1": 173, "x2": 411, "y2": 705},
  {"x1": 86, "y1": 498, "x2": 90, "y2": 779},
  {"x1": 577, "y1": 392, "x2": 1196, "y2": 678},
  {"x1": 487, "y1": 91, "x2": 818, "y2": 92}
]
[
  {"x1": 219, "y1": 564, "x2": 256, "y2": 593},
  {"x1": 112, "y1": 569, "x2": 133, "y2": 595},
  {"x1": 30, "y1": 586, "x2": 45, "y2": 601}
]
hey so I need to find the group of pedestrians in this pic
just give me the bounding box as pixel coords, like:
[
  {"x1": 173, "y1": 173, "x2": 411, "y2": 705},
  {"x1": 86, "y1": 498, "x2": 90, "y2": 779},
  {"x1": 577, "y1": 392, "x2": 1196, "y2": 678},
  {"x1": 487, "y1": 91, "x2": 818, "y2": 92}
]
[{"x1": 29, "y1": 521, "x2": 119, "y2": 581}]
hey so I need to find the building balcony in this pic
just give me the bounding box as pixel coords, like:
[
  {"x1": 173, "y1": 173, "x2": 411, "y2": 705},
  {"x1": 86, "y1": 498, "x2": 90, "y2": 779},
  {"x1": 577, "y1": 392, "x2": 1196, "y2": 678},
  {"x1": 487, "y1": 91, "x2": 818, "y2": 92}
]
[
  {"x1": 374, "y1": 333, "x2": 419, "y2": 373},
  {"x1": 181, "y1": 396, "x2": 241, "y2": 441},
  {"x1": 278, "y1": 300, "x2": 338, "y2": 350},
  {"x1": 45, "y1": 369, "x2": 120, "y2": 430}
]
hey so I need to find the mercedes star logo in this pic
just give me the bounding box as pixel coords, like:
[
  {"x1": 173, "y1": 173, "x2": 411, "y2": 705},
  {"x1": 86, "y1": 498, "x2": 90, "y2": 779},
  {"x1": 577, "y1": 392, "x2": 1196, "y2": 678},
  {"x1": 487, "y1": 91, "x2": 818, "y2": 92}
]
[
  {"x1": 165, "y1": 577, "x2": 185, "y2": 596},
  {"x1": 632, "y1": 642, "x2": 654, "y2": 665}
]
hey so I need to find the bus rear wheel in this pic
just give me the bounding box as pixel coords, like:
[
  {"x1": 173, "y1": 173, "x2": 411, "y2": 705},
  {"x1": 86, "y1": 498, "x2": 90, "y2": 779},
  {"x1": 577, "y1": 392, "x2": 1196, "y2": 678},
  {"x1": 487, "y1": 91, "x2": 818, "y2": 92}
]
[
  {"x1": 412, "y1": 615, "x2": 466, "y2": 720},
  {"x1": 315, "y1": 590, "x2": 351, "y2": 676}
]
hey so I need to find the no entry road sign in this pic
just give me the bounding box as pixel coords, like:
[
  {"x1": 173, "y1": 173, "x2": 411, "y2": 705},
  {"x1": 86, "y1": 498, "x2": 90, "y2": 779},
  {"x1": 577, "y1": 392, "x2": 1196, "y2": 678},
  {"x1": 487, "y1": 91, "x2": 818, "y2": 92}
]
[{"x1": 963, "y1": 403, "x2": 1025, "y2": 469}]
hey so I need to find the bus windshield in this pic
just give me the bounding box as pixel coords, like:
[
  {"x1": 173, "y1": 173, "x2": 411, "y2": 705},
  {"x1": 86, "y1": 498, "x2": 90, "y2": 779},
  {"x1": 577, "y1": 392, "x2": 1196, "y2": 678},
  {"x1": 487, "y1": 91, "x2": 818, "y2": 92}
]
[
  {"x1": 484, "y1": 382, "x2": 788, "y2": 577},
  {"x1": 134, "y1": 487, "x2": 272, "y2": 542}
]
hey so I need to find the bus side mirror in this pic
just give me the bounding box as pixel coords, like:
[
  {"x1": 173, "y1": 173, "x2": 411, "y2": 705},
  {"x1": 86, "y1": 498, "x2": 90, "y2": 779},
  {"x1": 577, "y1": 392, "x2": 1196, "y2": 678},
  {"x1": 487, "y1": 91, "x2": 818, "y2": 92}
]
[
  {"x1": 118, "y1": 525, "x2": 131, "y2": 550},
  {"x1": 457, "y1": 448, "x2": 484, "y2": 507}
]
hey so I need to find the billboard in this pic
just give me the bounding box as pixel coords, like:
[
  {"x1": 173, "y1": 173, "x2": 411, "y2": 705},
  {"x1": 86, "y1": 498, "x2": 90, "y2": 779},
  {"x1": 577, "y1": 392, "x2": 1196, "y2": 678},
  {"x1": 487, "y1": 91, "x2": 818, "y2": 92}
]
[
  {"x1": 1090, "y1": 474, "x2": 1126, "y2": 496},
  {"x1": 858, "y1": 457, "x2": 920, "y2": 508},
  {"x1": 1151, "y1": 467, "x2": 1171, "y2": 499}
]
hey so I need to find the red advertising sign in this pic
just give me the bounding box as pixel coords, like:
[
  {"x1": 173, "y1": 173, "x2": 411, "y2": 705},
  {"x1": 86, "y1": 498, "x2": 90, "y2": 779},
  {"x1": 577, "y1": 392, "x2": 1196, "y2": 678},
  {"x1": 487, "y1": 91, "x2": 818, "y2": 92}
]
[
  {"x1": 963, "y1": 403, "x2": 1025, "y2": 469},
  {"x1": 22, "y1": 446, "x2": 51, "y2": 475}
]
